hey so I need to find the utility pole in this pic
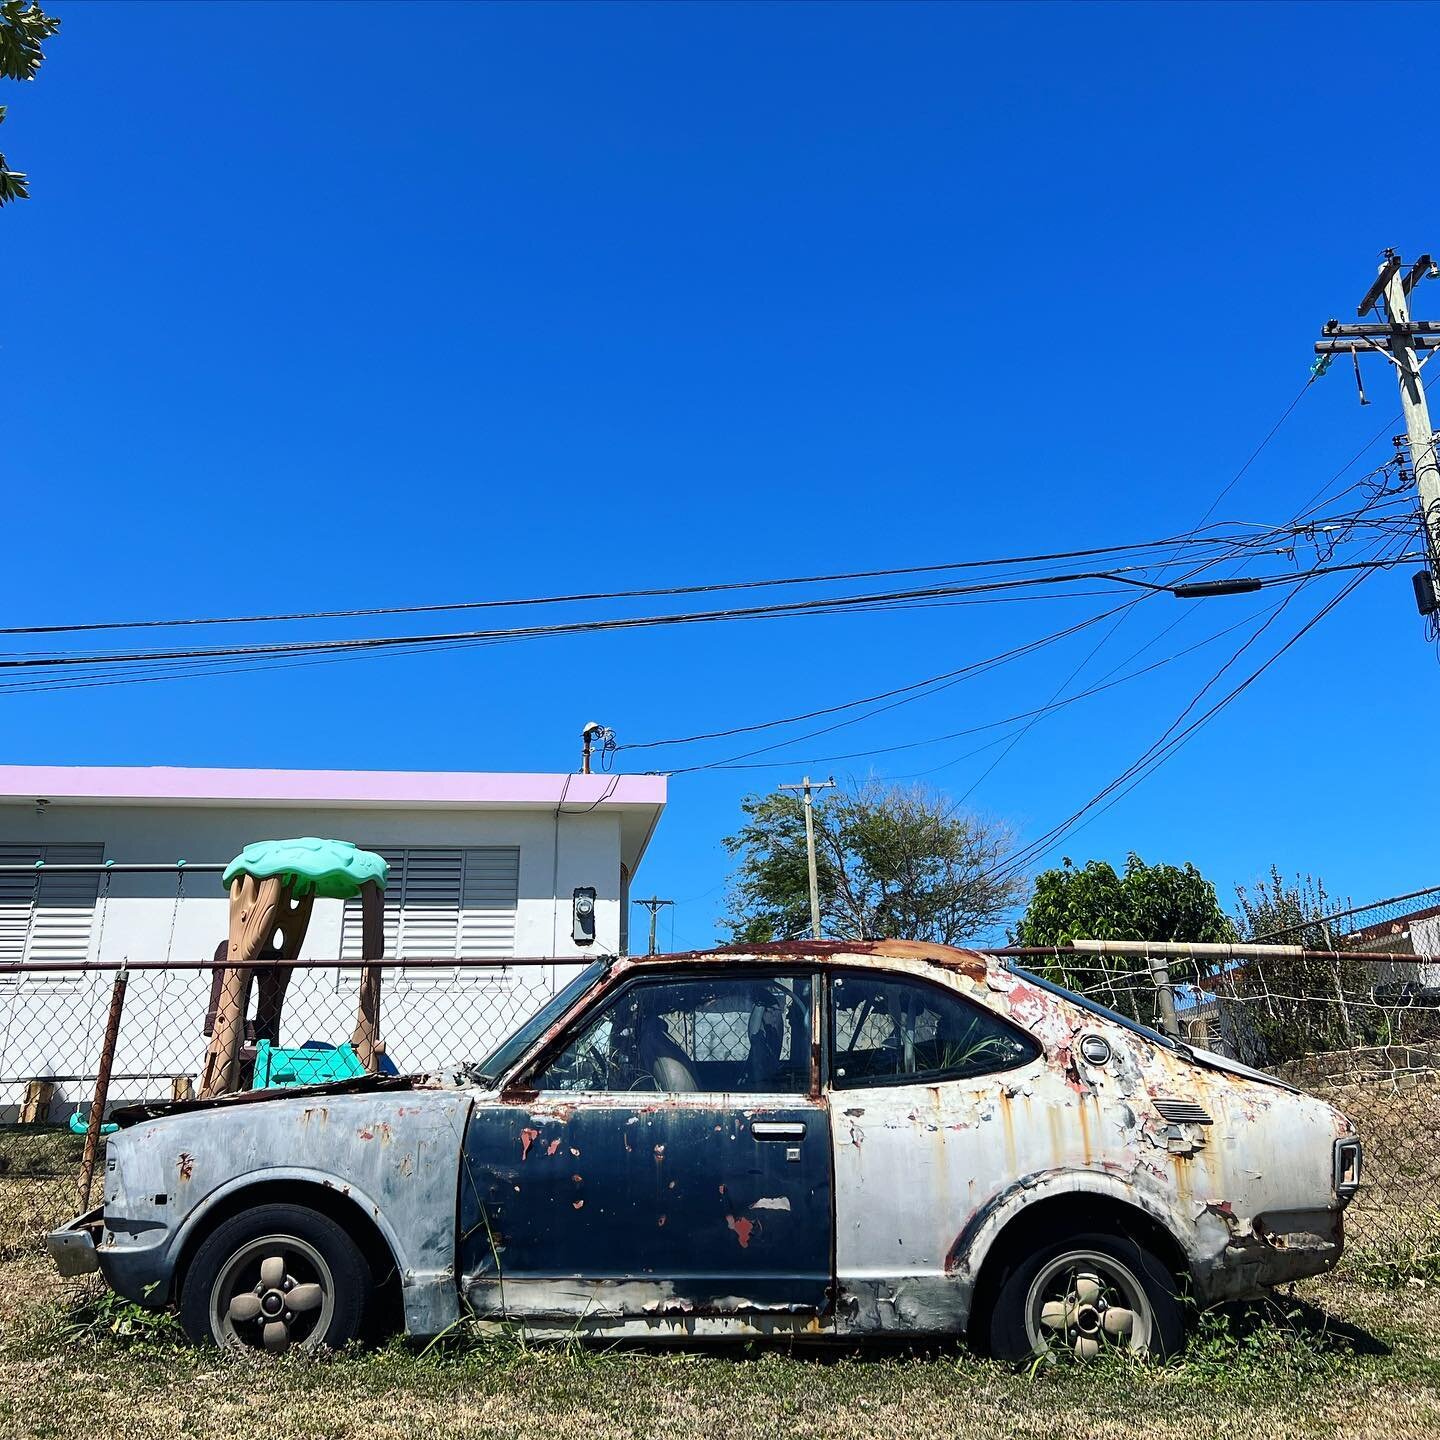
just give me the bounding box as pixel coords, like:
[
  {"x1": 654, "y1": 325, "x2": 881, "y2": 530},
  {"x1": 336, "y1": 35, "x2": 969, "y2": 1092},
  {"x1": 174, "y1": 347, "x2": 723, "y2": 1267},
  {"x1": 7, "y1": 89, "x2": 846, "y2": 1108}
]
[
  {"x1": 778, "y1": 775, "x2": 835, "y2": 939},
  {"x1": 635, "y1": 896, "x2": 674, "y2": 955},
  {"x1": 1316, "y1": 250, "x2": 1440, "y2": 613}
]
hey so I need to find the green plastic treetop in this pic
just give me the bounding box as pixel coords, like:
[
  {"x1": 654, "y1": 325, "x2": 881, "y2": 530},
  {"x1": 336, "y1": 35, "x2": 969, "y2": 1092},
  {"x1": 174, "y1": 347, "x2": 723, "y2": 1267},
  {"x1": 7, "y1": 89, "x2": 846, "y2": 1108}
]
[{"x1": 221, "y1": 837, "x2": 390, "y2": 899}]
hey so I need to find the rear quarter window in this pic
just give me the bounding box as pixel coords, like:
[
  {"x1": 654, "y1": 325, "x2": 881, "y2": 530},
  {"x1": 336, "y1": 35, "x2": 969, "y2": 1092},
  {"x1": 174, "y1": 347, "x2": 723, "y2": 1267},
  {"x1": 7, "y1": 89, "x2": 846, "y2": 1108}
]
[{"x1": 830, "y1": 969, "x2": 1040, "y2": 1089}]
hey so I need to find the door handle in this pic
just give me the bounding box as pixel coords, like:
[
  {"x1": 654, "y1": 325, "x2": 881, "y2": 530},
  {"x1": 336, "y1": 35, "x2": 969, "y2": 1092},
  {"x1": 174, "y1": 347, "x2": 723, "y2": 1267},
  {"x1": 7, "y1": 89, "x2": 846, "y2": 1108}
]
[{"x1": 751, "y1": 1121, "x2": 806, "y2": 1141}]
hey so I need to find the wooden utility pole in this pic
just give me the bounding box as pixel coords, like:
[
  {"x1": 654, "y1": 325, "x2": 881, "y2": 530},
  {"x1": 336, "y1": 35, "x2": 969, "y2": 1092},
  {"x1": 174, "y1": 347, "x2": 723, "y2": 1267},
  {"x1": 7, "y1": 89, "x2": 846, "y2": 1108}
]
[
  {"x1": 778, "y1": 776, "x2": 835, "y2": 939},
  {"x1": 635, "y1": 896, "x2": 674, "y2": 955},
  {"x1": 1316, "y1": 251, "x2": 1440, "y2": 608}
]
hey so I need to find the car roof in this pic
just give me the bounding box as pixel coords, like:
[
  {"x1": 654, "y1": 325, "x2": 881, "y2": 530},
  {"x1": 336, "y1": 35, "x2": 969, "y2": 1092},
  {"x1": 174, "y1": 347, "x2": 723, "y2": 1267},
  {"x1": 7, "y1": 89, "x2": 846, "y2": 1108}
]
[{"x1": 626, "y1": 938, "x2": 990, "y2": 980}]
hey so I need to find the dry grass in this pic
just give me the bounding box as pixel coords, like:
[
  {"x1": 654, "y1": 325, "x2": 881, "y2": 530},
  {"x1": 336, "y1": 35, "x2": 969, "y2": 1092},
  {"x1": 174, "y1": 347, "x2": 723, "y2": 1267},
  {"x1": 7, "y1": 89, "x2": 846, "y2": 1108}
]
[
  {"x1": 1, "y1": 1256, "x2": 1438, "y2": 1440},
  {"x1": 3, "y1": 1123, "x2": 1439, "y2": 1439}
]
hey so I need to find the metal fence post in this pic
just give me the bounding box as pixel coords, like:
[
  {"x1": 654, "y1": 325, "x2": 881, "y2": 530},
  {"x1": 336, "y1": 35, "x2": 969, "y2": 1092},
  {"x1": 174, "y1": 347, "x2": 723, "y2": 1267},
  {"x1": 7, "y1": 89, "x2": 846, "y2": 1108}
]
[{"x1": 1149, "y1": 957, "x2": 1181, "y2": 1039}]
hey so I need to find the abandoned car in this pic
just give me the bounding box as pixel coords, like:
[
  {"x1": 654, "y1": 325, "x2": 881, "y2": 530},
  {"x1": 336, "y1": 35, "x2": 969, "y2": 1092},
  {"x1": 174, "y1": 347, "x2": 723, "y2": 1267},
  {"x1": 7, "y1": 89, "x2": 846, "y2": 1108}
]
[{"x1": 47, "y1": 940, "x2": 1362, "y2": 1360}]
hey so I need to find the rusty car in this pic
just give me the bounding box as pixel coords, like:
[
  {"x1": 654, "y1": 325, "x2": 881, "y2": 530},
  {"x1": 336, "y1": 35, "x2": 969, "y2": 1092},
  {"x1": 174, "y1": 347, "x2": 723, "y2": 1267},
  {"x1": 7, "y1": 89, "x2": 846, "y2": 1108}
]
[{"x1": 47, "y1": 940, "x2": 1362, "y2": 1360}]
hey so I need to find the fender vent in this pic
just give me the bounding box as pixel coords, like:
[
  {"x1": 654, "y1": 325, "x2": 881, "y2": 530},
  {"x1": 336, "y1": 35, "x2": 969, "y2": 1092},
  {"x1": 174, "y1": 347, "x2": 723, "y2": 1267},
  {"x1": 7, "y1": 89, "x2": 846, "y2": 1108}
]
[{"x1": 1154, "y1": 1099, "x2": 1212, "y2": 1125}]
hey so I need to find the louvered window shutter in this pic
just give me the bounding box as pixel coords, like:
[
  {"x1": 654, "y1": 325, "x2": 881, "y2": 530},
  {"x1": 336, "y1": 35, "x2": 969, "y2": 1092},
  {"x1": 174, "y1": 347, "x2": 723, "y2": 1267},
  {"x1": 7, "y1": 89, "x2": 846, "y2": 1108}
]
[
  {"x1": 0, "y1": 844, "x2": 41, "y2": 965},
  {"x1": 459, "y1": 848, "x2": 520, "y2": 959},
  {"x1": 0, "y1": 842, "x2": 104, "y2": 977},
  {"x1": 340, "y1": 846, "x2": 519, "y2": 985}
]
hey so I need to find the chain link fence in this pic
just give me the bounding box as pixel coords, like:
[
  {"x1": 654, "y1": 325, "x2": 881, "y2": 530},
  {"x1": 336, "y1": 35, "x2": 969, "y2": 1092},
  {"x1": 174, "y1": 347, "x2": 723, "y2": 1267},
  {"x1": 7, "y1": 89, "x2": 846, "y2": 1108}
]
[
  {"x1": 1018, "y1": 889, "x2": 1440, "y2": 1269},
  {"x1": 7, "y1": 908, "x2": 1440, "y2": 1277},
  {"x1": 0, "y1": 956, "x2": 568, "y2": 1258}
]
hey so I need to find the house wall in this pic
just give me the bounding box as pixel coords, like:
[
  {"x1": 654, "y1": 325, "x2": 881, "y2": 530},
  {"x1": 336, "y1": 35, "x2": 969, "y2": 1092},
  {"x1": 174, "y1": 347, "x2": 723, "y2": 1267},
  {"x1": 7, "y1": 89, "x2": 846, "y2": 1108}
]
[{"x1": 0, "y1": 801, "x2": 624, "y2": 1117}]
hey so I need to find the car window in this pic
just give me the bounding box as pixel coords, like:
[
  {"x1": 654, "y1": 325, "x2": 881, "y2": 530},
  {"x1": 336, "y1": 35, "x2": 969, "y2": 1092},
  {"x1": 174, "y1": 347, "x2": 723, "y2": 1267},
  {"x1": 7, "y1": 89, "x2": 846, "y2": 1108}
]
[
  {"x1": 470, "y1": 961, "x2": 607, "y2": 1084},
  {"x1": 533, "y1": 972, "x2": 814, "y2": 1094},
  {"x1": 830, "y1": 970, "x2": 1039, "y2": 1088}
]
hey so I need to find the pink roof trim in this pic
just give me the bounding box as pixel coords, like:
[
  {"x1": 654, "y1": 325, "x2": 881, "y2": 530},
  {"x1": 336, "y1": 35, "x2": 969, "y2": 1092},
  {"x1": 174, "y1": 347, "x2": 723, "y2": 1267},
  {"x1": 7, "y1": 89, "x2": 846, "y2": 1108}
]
[{"x1": 0, "y1": 765, "x2": 667, "y2": 810}]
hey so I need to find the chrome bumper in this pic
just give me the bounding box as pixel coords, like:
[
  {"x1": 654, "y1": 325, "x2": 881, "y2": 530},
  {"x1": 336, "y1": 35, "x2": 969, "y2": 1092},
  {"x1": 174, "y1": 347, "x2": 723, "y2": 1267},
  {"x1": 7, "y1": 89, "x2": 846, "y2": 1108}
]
[{"x1": 47, "y1": 1206, "x2": 103, "y2": 1277}]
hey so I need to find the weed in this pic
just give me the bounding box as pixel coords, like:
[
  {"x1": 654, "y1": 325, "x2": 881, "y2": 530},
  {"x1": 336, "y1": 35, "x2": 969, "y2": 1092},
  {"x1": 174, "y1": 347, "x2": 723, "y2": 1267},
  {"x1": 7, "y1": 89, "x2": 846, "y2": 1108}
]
[{"x1": 45, "y1": 1284, "x2": 185, "y2": 1355}]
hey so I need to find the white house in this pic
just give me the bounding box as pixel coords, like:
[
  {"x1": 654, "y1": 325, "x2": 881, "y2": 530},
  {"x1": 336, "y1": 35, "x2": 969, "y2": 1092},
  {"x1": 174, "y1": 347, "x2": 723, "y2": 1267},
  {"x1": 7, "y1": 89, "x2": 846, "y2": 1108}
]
[{"x1": 0, "y1": 764, "x2": 666, "y2": 1118}]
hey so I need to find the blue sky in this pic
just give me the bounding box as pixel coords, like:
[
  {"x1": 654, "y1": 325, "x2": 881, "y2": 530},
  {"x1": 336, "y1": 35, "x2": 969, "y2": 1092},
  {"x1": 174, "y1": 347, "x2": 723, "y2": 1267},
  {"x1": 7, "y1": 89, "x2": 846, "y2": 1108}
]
[{"x1": 6, "y1": 1, "x2": 1439, "y2": 949}]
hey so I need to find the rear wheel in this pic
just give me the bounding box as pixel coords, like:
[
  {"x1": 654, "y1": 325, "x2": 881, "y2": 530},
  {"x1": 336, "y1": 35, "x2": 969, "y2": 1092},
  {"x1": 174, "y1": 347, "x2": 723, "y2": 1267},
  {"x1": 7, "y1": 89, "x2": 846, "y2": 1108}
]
[
  {"x1": 179, "y1": 1203, "x2": 369, "y2": 1353},
  {"x1": 986, "y1": 1230, "x2": 1183, "y2": 1363}
]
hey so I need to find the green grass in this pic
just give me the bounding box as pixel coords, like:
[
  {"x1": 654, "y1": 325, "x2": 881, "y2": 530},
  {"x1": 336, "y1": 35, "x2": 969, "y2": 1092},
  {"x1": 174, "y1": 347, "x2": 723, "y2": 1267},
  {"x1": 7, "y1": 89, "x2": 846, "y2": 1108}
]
[
  {"x1": 3, "y1": 1261, "x2": 1439, "y2": 1440},
  {"x1": 4, "y1": 1119, "x2": 1440, "y2": 1440}
]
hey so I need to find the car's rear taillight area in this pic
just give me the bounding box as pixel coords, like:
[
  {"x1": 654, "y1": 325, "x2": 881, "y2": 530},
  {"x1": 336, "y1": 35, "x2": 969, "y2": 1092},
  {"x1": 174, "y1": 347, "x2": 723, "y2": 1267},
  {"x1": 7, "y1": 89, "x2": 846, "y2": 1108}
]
[{"x1": 1334, "y1": 1137, "x2": 1362, "y2": 1203}]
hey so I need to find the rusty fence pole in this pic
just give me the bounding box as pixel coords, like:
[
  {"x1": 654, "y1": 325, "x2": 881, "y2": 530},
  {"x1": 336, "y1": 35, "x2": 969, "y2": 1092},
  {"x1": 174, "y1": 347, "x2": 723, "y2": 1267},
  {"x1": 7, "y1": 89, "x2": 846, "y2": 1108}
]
[{"x1": 76, "y1": 967, "x2": 128, "y2": 1212}]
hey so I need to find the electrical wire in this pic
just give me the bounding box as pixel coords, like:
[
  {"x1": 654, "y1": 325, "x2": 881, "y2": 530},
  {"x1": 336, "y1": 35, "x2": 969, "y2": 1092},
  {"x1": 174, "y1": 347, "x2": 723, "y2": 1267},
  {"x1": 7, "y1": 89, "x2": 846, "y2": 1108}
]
[
  {"x1": 0, "y1": 528, "x2": 1289, "y2": 640},
  {"x1": 4, "y1": 553, "x2": 1388, "y2": 677},
  {"x1": 987, "y1": 540, "x2": 1393, "y2": 884},
  {"x1": 692, "y1": 595, "x2": 1288, "y2": 775}
]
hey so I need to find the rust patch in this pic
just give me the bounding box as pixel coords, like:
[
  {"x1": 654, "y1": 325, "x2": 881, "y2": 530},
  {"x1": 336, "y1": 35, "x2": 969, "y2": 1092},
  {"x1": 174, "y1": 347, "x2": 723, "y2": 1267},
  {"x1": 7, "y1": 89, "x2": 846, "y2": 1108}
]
[
  {"x1": 546, "y1": 1138, "x2": 562, "y2": 1157},
  {"x1": 726, "y1": 1214, "x2": 756, "y2": 1248},
  {"x1": 572, "y1": 1199, "x2": 584, "y2": 1209},
  {"x1": 176, "y1": 1152, "x2": 195, "y2": 1182},
  {"x1": 520, "y1": 1127, "x2": 540, "y2": 1160}
]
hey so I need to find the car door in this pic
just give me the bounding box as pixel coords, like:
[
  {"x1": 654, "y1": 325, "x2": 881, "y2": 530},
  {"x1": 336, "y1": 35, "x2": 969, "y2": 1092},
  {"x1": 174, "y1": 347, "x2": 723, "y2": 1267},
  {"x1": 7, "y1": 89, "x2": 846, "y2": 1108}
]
[
  {"x1": 459, "y1": 966, "x2": 833, "y2": 1337},
  {"x1": 826, "y1": 965, "x2": 1045, "y2": 1337}
]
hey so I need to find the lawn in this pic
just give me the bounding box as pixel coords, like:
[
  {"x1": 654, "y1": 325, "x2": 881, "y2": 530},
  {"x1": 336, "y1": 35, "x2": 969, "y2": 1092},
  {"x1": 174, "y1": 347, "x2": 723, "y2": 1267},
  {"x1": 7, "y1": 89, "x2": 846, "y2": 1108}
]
[
  {"x1": 4, "y1": 1119, "x2": 1440, "y2": 1440},
  {"x1": 2, "y1": 1246, "x2": 1439, "y2": 1440}
]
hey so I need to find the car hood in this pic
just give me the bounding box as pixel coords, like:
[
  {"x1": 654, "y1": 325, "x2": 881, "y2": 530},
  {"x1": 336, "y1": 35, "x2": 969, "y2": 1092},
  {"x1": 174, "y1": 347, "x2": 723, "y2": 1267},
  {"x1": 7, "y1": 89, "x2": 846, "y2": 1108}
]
[
  {"x1": 1185, "y1": 1044, "x2": 1300, "y2": 1094},
  {"x1": 109, "y1": 1072, "x2": 443, "y2": 1127}
]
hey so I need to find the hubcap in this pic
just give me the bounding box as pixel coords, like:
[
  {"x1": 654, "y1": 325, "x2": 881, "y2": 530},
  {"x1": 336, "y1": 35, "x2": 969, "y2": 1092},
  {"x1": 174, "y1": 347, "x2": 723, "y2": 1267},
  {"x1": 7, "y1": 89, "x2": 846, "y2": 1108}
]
[
  {"x1": 1026, "y1": 1251, "x2": 1153, "y2": 1361},
  {"x1": 208, "y1": 1234, "x2": 334, "y2": 1354}
]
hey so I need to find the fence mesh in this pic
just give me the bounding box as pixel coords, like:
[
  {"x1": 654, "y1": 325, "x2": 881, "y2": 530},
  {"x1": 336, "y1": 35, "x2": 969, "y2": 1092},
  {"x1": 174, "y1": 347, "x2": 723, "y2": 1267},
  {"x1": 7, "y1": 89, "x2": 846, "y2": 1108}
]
[
  {"x1": 6, "y1": 913, "x2": 1440, "y2": 1275},
  {"x1": 1023, "y1": 892, "x2": 1440, "y2": 1267},
  {"x1": 0, "y1": 957, "x2": 566, "y2": 1257}
]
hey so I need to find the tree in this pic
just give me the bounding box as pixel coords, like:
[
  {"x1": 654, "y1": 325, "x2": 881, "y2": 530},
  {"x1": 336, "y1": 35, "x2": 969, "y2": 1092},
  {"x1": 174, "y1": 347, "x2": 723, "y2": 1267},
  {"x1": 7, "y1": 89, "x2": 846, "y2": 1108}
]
[
  {"x1": 722, "y1": 779, "x2": 1024, "y2": 947},
  {"x1": 0, "y1": 2, "x2": 61, "y2": 207},
  {"x1": 1229, "y1": 868, "x2": 1379, "y2": 1064},
  {"x1": 1011, "y1": 853, "x2": 1234, "y2": 1022}
]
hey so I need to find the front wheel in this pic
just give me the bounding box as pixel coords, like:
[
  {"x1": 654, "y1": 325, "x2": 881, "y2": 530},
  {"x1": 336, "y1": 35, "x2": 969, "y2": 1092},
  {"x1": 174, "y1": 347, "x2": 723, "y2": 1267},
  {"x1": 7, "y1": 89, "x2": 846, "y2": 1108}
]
[
  {"x1": 179, "y1": 1202, "x2": 369, "y2": 1353},
  {"x1": 986, "y1": 1230, "x2": 1184, "y2": 1363}
]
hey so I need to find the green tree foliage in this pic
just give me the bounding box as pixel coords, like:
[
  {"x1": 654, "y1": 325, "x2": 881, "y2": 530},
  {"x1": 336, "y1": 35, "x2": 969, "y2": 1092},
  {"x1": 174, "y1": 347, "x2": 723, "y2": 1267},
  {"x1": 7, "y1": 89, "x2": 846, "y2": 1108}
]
[
  {"x1": 0, "y1": 2, "x2": 61, "y2": 206},
  {"x1": 1011, "y1": 853, "x2": 1234, "y2": 1022},
  {"x1": 1230, "y1": 868, "x2": 1381, "y2": 1064},
  {"x1": 722, "y1": 780, "x2": 1023, "y2": 947}
]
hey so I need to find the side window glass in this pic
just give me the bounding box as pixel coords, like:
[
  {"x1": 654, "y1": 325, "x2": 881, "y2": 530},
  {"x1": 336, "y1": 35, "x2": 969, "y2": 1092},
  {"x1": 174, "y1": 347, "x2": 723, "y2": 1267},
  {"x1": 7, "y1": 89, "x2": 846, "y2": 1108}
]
[
  {"x1": 830, "y1": 971, "x2": 1038, "y2": 1088},
  {"x1": 534, "y1": 973, "x2": 813, "y2": 1094}
]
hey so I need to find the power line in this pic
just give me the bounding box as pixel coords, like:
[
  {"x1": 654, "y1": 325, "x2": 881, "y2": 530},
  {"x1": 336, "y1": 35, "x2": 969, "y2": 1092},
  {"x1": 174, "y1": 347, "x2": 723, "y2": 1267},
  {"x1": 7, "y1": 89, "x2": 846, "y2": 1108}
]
[
  {"x1": 6, "y1": 551, "x2": 1391, "y2": 677},
  {"x1": 623, "y1": 552, "x2": 1416, "y2": 765},
  {"x1": 989, "y1": 544, "x2": 1391, "y2": 883},
  {"x1": 0, "y1": 527, "x2": 1285, "y2": 640},
  {"x1": 684, "y1": 597, "x2": 1287, "y2": 774}
]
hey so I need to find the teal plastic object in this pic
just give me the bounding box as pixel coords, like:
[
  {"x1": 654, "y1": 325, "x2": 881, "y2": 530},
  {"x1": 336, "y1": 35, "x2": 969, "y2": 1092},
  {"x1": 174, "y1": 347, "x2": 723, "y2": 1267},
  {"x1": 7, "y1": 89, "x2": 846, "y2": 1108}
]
[
  {"x1": 221, "y1": 837, "x2": 389, "y2": 899},
  {"x1": 68, "y1": 1110, "x2": 118, "y2": 1136},
  {"x1": 252, "y1": 1039, "x2": 368, "y2": 1090}
]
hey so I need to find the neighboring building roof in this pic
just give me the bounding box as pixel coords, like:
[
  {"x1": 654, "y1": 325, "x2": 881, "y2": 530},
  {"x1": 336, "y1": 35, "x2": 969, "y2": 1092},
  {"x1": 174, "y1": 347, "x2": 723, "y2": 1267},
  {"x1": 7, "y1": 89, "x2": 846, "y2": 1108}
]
[{"x1": 0, "y1": 764, "x2": 667, "y2": 872}]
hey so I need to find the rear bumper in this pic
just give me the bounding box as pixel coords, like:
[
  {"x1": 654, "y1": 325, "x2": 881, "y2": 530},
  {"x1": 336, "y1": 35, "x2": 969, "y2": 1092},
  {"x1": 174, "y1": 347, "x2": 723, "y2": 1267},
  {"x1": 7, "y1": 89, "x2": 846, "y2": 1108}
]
[{"x1": 46, "y1": 1207, "x2": 103, "y2": 1278}]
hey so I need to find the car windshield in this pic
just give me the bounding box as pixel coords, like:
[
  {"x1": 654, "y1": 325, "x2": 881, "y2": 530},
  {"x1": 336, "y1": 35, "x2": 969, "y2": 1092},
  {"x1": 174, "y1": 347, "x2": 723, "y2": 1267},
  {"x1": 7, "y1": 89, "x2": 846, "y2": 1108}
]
[
  {"x1": 1003, "y1": 961, "x2": 1190, "y2": 1056},
  {"x1": 470, "y1": 961, "x2": 608, "y2": 1084}
]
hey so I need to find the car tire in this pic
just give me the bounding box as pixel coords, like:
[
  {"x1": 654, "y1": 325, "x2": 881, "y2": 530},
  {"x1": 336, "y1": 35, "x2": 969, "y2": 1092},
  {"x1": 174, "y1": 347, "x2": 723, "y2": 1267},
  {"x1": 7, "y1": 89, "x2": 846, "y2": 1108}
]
[
  {"x1": 985, "y1": 1229, "x2": 1184, "y2": 1363},
  {"x1": 179, "y1": 1202, "x2": 369, "y2": 1353}
]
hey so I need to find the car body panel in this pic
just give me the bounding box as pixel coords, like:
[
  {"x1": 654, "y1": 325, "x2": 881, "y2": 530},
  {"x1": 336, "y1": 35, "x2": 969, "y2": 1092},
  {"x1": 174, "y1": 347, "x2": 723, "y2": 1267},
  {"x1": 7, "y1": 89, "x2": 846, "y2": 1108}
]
[
  {"x1": 459, "y1": 1091, "x2": 833, "y2": 1334},
  {"x1": 54, "y1": 941, "x2": 1358, "y2": 1343},
  {"x1": 88, "y1": 1086, "x2": 473, "y2": 1335}
]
